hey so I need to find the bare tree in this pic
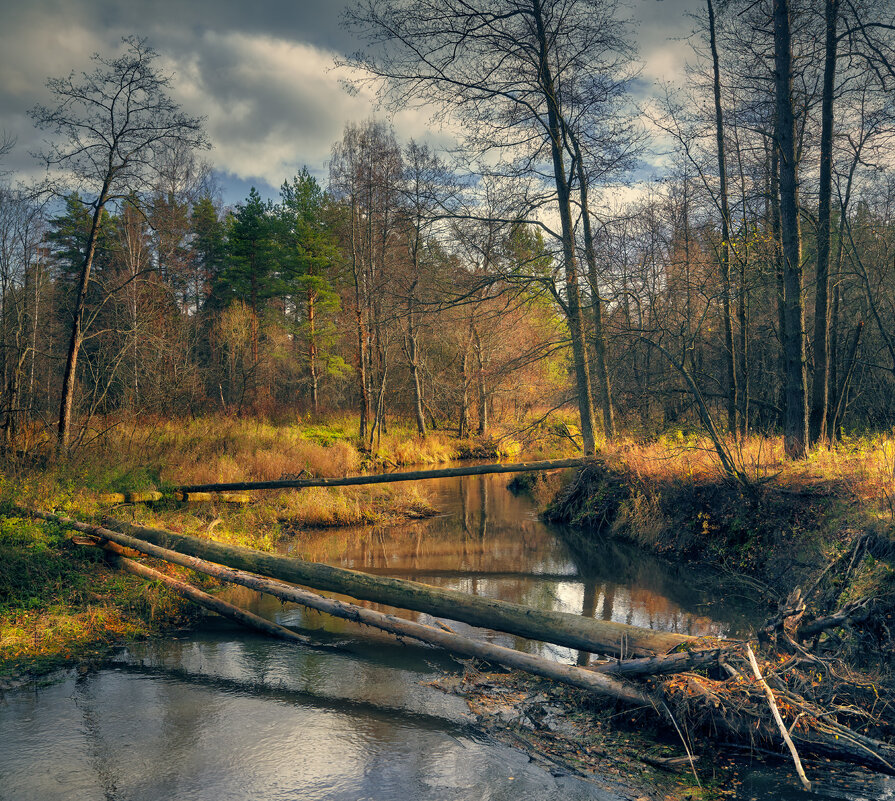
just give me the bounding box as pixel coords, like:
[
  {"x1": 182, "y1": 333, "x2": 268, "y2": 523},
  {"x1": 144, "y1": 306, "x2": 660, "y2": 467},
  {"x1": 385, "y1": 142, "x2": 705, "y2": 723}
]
[
  {"x1": 773, "y1": 0, "x2": 809, "y2": 458},
  {"x1": 29, "y1": 35, "x2": 207, "y2": 452},
  {"x1": 345, "y1": 0, "x2": 636, "y2": 453}
]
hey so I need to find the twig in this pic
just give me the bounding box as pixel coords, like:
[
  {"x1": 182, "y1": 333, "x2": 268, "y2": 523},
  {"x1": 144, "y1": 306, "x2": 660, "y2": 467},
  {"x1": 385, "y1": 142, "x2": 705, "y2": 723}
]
[{"x1": 746, "y1": 643, "x2": 812, "y2": 791}]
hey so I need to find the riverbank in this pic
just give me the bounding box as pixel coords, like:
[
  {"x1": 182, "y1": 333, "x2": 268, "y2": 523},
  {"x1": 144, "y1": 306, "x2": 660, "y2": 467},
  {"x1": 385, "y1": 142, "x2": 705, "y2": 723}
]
[
  {"x1": 542, "y1": 434, "x2": 895, "y2": 627},
  {"x1": 1, "y1": 414, "x2": 555, "y2": 680},
  {"x1": 509, "y1": 433, "x2": 895, "y2": 795}
]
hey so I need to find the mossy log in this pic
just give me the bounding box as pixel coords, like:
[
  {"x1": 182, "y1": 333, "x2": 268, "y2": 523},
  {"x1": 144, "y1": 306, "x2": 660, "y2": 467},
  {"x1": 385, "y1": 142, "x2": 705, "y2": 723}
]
[
  {"x1": 99, "y1": 491, "x2": 250, "y2": 504},
  {"x1": 99, "y1": 491, "x2": 164, "y2": 504},
  {"x1": 173, "y1": 491, "x2": 251, "y2": 504},
  {"x1": 33, "y1": 509, "x2": 693, "y2": 657},
  {"x1": 176, "y1": 457, "x2": 592, "y2": 494}
]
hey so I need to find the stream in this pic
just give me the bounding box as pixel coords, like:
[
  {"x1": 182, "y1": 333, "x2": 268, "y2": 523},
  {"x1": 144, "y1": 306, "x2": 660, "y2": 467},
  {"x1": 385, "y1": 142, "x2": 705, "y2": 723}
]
[{"x1": 1, "y1": 471, "x2": 894, "y2": 800}]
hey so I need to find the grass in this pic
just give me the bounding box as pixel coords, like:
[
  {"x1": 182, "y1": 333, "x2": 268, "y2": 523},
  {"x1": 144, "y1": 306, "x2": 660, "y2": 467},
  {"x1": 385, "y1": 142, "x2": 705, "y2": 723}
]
[
  {"x1": 0, "y1": 410, "x2": 578, "y2": 679},
  {"x1": 599, "y1": 430, "x2": 895, "y2": 508},
  {"x1": 0, "y1": 512, "x2": 194, "y2": 678}
]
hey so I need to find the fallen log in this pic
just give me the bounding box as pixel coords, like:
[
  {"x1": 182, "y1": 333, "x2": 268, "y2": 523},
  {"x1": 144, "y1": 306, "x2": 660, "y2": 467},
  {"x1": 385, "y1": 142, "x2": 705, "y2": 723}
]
[
  {"x1": 176, "y1": 457, "x2": 592, "y2": 494},
  {"x1": 589, "y1": 648, "x2": 726, "y2": 677},
  {"x1": 796, "y1": 598, "x2": 871, "y2": 641},
  {"x1": 100, "y1": 541, "x2": 311, "y2": 645},
  {"x1": 79, "y1": 514, "x2": 691, "y2": 657},
  {"x1": 173, "y1": 491, "x2": 251, "y2": 504},
  {"x1": 99, "y1": 491, "x2": 164, "y2": 504},
  {"x1": 67, "y1": 521, "x2": 651, "y2": 705}
]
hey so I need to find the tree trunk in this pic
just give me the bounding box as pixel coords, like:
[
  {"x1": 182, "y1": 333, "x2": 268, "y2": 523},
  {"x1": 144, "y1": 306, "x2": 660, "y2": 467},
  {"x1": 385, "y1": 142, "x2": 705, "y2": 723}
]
[
  {"x1": 708, "y1": 0, "x2": 738, "y2": 436},
  {"x1": 249, "y1": 267, "x2": 259, "y2": 366},
  {"x1": 351, "y1": 197, "x2": 369, "y2": 439},
  {"x1": 571, "y1": 135, "x2": 615, "y2": 440},
  {"x1": 459, "y1": 332, "x2": 470, "y2": 437},
  {"x1": 407, "y1": 294, "x2": 426, "y2": 437},
  {"x1": 306, "y1": 285, "x2": 319, "y2": 414},
  {"x1": 473, "y1": 326, "x2": 487, "y2": 436},
  {"x1": 533, "y1": 0, "x2": 597, "y2": 455},
  {"x1": 58, "y1": 179, "x2": 111, "y2": 453},
  {"x1": 733, "y1": 121, "x2": 750, "y2": 435},
  {"x1": 809, "y1": 0, "x2": 839, "y2": 445},
  {"x1": 568, "y1": 134, "x2": 613, "y2": 440},
  {"x1": 774, "y1": 0, "x2": 809, "y2": 458},
  {"x1": 28, "y1": 254, "x2": 40, "y2": 415},
  {"x1": 771, "y1": 143, "x2": 787, "y2": 429},
  {"x1": 369, "y1": 346, "x2": 388, "y2": 450},
  {"x1": 830, "y1": 321, "x2": 863, "y2": 436}
]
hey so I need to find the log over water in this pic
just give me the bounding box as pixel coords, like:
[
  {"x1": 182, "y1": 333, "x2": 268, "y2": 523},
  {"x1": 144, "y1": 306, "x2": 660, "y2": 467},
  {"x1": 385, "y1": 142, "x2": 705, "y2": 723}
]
[
  {"x1": 176, "y1": 457, "x2": 592, "y2": 494},
  {"x1": 87, "y1": 526, "x2": 651, "y2": 705},
  {"x1": 102, "y1": 515, "x2": 692, "y2": 657},
  {"x1": 101, "y1": 540, "x2": 311, "y2": 645},
  {"x1": 30, "y1": 509, "x2": 693, "y2": 657}
]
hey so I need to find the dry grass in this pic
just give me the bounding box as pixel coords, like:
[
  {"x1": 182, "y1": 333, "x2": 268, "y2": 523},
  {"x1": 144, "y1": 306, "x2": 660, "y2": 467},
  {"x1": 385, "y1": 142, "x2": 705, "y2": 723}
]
[
  {"x1": 600, "y1": 432, "x2": 895, "y2": 515},
  {"x1": 275, "y1": 484, "x2": 436, "y2": 528},
  {"x1": 0, "y1": 414, "x2": 454, "y2": 557}
]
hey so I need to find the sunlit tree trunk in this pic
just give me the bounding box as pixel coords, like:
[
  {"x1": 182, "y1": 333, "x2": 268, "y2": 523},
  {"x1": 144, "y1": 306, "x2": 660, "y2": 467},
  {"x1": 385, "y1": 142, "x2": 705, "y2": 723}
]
[
  {"x1": 473, "y1": 326, "x2": 487, "y2": 436},
  {"x1": 774, "y1": 0, "x2": 808, "y2": 458},
  {"x1": 533, "y1": 0, "x2": 597, "y2": 454},
  {"x1": 809, "y1": 0, "x2": 840, "y2": 445}
]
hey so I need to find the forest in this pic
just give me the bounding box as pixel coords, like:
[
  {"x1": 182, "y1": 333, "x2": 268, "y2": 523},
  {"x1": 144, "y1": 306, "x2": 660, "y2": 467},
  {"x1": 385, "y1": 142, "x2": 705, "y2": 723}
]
[
  {"x1": 3, "y1": 1, "x2": 895, "y2": 797},
  {"x1": 0, "y1": 0, "x2": 893, "y2": 465}
]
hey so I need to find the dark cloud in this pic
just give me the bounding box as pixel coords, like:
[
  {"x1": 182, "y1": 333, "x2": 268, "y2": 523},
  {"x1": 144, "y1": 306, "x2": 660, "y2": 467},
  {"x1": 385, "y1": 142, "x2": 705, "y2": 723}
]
[{"x1": 0, "y1": 0, "x2": 700, "y2": 201}]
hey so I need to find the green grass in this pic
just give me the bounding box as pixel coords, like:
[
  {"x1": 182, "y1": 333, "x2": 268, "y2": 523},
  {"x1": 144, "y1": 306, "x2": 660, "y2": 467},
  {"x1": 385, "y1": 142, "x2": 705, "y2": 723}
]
[{"x1": 0, "y1": 509, "x2": 194, "y2": 678}]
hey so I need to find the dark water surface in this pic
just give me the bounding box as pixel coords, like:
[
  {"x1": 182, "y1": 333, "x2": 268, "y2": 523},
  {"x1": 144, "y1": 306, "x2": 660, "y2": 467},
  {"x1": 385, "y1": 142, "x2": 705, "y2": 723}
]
[{"x1": 1, "y1": 471, "x2": 892, "y2": 799}]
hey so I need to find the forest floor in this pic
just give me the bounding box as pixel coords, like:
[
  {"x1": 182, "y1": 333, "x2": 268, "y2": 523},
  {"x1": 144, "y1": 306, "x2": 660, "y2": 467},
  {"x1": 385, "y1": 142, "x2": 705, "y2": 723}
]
[{"x1": 0, "y1": 413, "x2": 556, "y2": 680}]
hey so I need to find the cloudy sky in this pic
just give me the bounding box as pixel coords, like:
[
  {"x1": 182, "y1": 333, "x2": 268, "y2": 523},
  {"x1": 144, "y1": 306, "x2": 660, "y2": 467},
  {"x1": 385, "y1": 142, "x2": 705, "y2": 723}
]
[{"x1": 0, "y1": 0, "x2": 702, "y2": 204}]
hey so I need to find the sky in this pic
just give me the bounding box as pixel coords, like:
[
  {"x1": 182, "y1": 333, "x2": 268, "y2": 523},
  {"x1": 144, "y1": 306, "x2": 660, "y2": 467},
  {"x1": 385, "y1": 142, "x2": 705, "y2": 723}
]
[{"x1": 0, "y1": 0, "x2": 702, "y2": 206}]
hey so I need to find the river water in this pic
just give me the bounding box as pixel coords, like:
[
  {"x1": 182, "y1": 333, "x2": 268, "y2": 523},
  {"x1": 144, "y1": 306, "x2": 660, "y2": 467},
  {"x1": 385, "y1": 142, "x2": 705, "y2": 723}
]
[{"x1": 1, "y1": 472, "x2": 893, "y2": 800}]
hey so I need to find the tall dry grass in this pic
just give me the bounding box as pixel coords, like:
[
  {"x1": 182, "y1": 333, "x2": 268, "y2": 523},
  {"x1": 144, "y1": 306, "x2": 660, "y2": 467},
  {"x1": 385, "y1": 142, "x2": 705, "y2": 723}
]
[
  {"x1": 0, "y1": 414, "x2": 449, "y2": 545},
  {"x1": 601, "y1": 431, "x2": 895, "y2": 515}
]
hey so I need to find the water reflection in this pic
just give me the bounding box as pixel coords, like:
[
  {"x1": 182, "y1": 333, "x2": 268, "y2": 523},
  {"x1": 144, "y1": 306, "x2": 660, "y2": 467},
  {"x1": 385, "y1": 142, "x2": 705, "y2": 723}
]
[
  {"x1": 0, "y1": 642, "x2": 625, "y2": 801},
  {"x1": 272, "y1": 472, "x2": 762, "y2": 661}
]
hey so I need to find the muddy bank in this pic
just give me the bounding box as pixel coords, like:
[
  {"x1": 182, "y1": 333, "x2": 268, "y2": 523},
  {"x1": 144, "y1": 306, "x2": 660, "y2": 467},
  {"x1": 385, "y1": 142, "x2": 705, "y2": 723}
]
[{"x1": 543, "y1": 460, "x2": 895, "y2": 624}]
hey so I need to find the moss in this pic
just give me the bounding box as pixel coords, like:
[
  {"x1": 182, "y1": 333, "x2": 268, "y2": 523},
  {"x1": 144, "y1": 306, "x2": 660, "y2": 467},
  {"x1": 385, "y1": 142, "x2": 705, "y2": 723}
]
[{"x1": 0, "y1": 511, "x2": 195, "y2": 678}]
